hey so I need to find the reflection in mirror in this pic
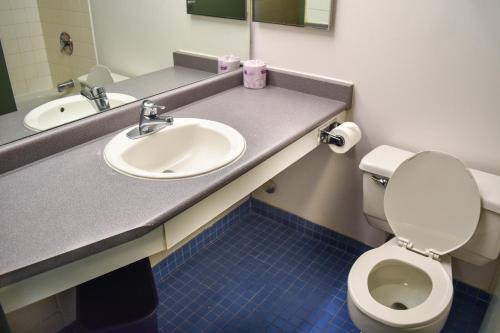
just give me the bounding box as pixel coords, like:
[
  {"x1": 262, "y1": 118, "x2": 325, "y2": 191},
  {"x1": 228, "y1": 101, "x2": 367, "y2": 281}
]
[
  {"x1": 0, "y1": 41, "x2": 16, "y2": 116},
  {"x1": 0, "y1": 0, "x2": 249, "y2": 146},
  {"x1": 253, "y1": 0, "x2": 332, "y2": 29},
  {"x1": 187, "y1": 0, "x2": 247, "y2": 20}
]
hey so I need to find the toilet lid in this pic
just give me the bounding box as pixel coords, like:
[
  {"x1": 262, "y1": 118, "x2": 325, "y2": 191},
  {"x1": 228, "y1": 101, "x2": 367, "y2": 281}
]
[{"x1": 384, "y1": 151, "x2": 481, "y2": 256}]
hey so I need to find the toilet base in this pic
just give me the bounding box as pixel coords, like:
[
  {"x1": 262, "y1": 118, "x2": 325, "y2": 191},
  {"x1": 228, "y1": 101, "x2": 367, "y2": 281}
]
[{"x1": 347, "y1": 296, "x2": 450, "y2": 333}]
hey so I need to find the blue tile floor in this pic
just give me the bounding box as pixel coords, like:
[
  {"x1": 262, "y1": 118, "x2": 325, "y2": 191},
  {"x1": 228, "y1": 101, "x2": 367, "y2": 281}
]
[
  {"x1": 153, "y1": 201, "x2": 491, "y2": 333},
  {"x1": 59, "y1": 199, "x2": 490, "y2": 333}
]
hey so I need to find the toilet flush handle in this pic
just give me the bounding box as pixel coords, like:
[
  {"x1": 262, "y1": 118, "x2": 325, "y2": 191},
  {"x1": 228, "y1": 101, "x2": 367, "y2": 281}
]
[{"x1": 371, "y1": 175, "x2": 389, "y2": 187}]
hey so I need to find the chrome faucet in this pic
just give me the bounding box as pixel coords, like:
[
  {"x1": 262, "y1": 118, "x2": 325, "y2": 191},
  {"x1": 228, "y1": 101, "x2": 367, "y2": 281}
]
[
  {"x1": 126, "y1": 100, "x2": 173, "y2": 139},
  {"x1": 81, "y1": 84, "x2": 110, "y2": 112},
  {"x1": 56, "y1": 79, "x2": 75, "y2": 93}
]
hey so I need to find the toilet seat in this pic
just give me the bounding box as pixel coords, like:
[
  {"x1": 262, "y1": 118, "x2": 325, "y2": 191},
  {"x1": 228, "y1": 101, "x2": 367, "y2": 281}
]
[
  {"x1": 384, "y1": 151, "x2": 481, "y2": 257},
  {"x1": 348, "y1": 242, "x2": 453, "y2": 328}
]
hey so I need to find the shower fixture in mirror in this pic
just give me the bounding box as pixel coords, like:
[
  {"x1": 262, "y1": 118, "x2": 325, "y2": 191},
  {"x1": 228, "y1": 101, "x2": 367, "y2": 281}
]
[
  {"x1": 253, "y1": 0, "x2": 332, "y2": 29},
  {"x1": 0, "y1": 0, "x2": 249, "y2": 146}
]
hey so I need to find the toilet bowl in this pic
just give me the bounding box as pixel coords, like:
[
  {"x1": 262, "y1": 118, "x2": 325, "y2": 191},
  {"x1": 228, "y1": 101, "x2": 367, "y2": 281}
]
[
  {"x1": 348, "y1": 239, "x2": 453, "y2": 333},
  {"x1": 347, "y1": 151, "x2": 482, "y2": 333}
]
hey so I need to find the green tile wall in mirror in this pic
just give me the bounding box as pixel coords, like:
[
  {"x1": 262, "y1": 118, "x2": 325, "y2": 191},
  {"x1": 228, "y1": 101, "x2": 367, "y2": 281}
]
[
  {"x1": 187, "y1": 0, "x2": 246, "y2": 20},
  {"x1": 253, "y1": 0, "x2": 332, "y2": 29},
  {"x1": 0, "y1": 41, "x2": 16, "y2": 116},
  {"x1": 0, "y1": 0, "x2": 250, "y2": 147}
]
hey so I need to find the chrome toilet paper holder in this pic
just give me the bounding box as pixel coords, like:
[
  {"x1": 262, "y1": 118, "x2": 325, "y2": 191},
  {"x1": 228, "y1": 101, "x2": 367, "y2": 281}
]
[{"x1": 319, "y1": 121, "x2": 345, "y2": 147}]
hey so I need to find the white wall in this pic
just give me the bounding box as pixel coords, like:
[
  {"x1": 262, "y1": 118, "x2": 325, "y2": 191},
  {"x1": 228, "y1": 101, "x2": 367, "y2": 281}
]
[
  {"x1": 90, "y1": 0, "x2": 250, "y2": 77},
  {"x1": 252, "y1": 0, "x2": 500, "y2": 291}
]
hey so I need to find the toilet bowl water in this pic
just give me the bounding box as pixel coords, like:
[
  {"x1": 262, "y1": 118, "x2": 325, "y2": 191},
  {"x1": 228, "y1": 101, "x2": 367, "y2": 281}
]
[{"x1": 368, "y1": 260, "x2": 432, "y2": 311}]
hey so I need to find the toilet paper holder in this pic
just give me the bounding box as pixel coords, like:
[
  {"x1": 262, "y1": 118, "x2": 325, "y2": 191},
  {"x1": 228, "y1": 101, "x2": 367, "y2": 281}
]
[{"x1": 319, "y1": 121, "x2": 345, "y2": 147}]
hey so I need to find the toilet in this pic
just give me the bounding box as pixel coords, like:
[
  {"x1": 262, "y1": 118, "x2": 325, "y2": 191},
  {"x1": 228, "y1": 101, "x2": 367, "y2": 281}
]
[{"x1": 347, "y1": 146, "x2": 500, "y2": 333}]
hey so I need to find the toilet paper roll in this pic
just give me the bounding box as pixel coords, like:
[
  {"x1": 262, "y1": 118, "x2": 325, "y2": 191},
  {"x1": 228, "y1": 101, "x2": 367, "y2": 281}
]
[
  {"x1": 243, "y1": 59, "x2": 267, "y2": 89},
  {"x1": 328, "y1": 122, "x2": 362, "y2": 154},
  {"x1": 218, "y1": 55, "x2": 241, "y2": 74}
]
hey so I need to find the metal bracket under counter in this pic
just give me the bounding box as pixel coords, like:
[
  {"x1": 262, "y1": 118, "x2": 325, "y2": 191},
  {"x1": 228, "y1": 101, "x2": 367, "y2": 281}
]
[
  {"x1": 319, "y1": 121, "x2": 345, "y2": 147},
  {"x1": 0, "y1": 112, "x2": 346, "y2": 314}
]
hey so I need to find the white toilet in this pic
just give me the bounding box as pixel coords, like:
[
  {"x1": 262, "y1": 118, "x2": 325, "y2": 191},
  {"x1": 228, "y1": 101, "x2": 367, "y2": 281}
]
[{"x1": 347, "y1": 146, "x2": 500, "y2": 333}]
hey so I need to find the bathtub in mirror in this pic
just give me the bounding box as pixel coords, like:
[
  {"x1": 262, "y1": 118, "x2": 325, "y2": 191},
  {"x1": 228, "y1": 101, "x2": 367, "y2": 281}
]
[{"x1": 0, "y1": 0, "x2": 250, "y2": 146}]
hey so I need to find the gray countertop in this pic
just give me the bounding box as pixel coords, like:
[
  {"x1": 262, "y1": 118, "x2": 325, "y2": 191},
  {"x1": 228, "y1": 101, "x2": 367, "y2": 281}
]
[{"x1": 0, "y1": 85, "x2": 346, "y2": 287}]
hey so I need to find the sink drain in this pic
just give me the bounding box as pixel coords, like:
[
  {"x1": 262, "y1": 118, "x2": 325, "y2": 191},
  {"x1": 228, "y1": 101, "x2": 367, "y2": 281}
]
[
  {"x1": 390, "y1": 302, "x2": 408, "y2": 310},
  {"x1": 162, "y1": 169, "x2": 174, "y2": 174}
]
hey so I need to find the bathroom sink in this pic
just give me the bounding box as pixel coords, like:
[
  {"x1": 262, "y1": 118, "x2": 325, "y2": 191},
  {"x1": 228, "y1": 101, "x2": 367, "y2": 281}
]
[
  {"x1": 23, "y1": 93, "x2": 136, "y2": 131},
  {"x1": 104, "y1": 118, "x2": 246, "y2": 179}
]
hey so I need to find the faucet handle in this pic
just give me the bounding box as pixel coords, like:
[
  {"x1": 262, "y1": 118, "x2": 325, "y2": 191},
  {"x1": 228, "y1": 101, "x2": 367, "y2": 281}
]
[
  {"x1": 142, "y1": 100, "x2": 166, "y2": 117},
  {"x1": 159, "y1": 114, "x2": 174, "y2": 125},
  {"x1": 91, "y1": 86, "x2": 106, "y2": 98}
]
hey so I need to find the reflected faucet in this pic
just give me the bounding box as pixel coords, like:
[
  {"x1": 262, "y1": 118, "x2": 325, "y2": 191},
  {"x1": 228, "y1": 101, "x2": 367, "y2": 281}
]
[
  {"x1": 127, "y1": 100, "x2": 173, "y2": 139},
  {"x1": 56, "y1": 79, "x2": 75, "y2": 93},
  {"x1": 80, "y1": 83, "x2": 110, "y2": 112}
]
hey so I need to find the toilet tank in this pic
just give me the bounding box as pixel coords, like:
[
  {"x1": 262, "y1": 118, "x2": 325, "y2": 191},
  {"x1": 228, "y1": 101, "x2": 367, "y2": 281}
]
[{"x1": 360, "y1": 145, "x2": 500, "y2": 265}]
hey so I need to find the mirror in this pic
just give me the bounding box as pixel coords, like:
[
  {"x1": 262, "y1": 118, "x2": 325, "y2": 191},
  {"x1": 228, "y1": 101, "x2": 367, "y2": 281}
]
[
  {"x1": 253, "y1": 0, "x2": 332, "y2": 29},
  {"x1": 187, "y1": 0, "x2": 247, "y2": 21},
  {"x1": 0, "y1": 0, "x2": 250, "y2": 146}
]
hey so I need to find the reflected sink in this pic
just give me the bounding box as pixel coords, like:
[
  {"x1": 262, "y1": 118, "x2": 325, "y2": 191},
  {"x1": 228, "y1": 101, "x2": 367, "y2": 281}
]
[
  {"x1": 23, "y1": 93, "x2": 136, "y2": 131},
  {"x1": 104, "y1": 118, "x2": 246, "y2": 179}
]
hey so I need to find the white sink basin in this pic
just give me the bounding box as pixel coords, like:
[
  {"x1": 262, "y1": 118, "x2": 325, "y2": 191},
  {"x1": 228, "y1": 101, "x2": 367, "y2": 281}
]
[
  {"x1": 23, "y1": 93, "x2": 136, "y2": 131},
  {"x1": 104, "y1": 118, "x2": 246, "y2": 179}
]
